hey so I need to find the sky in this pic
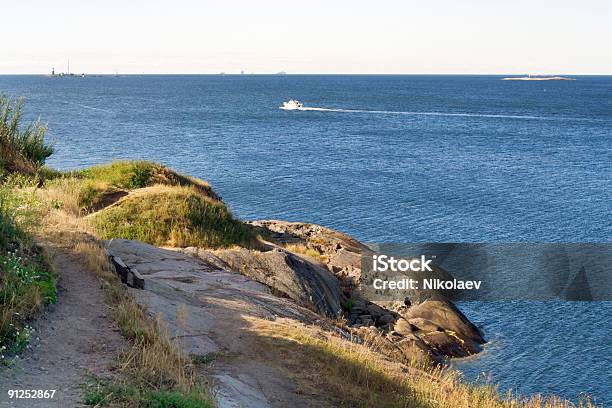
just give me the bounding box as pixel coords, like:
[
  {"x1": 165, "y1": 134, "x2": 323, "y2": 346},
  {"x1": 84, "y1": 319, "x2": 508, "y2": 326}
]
[{"x1": 1, "y1": 0, "x2": 611, "y2": 75}]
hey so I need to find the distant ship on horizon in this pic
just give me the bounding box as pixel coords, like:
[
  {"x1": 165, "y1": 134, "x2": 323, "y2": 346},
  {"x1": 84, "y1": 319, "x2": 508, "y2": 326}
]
[{"x1": 49, "y1": 59, "x2": 85, "y2": 78}]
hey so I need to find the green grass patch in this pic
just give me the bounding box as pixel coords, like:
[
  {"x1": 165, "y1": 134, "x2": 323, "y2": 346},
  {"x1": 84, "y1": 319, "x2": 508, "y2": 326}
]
[
  {"x1": 93, "y1": 186, "x2": 255, "y2": 248},
  {"x1": 44, "y1": 161, "x2": 222, "y2": 214},
  {"x1": 76, "y1": 161, "x2": 219, "y2": 198},
  {"x1": 77, "y1": 161, "x2": 160, "y2": 190},
  {"x1": 83, "y1": 378, "x2": 214, "y2": 408}
]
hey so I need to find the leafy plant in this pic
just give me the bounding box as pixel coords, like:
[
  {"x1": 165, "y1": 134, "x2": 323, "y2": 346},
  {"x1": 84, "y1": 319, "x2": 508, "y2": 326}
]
[
  {"x1": 0, "y1": 96, "x2": 54, "y2": 175},
  {"x1": 0, "y1": 184, "x2": 55, "y2": 358}
]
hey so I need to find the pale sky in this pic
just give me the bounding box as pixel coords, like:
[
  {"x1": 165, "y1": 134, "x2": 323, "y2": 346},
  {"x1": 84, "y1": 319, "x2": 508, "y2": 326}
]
[{"x1": 1, "y1": 0, "x2": 611, "y2": 74}]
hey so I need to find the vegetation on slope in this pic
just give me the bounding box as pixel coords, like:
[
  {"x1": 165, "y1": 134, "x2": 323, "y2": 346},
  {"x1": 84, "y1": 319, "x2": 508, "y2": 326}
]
[
  {"x1": 44, "y1": 160, "x2": 219, "y2": 215},
  {"x1": 252, "y1": 318, "x2": 599, "y2": 408},
  {"x1": 40, "y1": 159, "x2": 255, "y2": 247},
  {"x1": 0, "y1": 176, "x2": 56, "y2": 362},
  {"x1": 0, "y1": 96, "x2": 53, "y2": 176},
  {"x1": 92, "y1": 185, "x2": 255, "y2": 248},
  {"x1": 0, "y1": 96, "x2": 56, "y2": 359}
]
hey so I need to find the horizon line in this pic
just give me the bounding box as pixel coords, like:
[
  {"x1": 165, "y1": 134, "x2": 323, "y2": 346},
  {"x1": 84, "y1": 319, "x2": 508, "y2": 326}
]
[{"x1": 1, "y1": 72, "x2": 611, "y2": 76}]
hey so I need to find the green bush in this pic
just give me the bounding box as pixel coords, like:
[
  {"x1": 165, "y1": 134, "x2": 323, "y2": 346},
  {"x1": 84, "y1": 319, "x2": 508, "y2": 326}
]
[{"x1": 0, "y1": 96, "x2": 54, "y2": 175}]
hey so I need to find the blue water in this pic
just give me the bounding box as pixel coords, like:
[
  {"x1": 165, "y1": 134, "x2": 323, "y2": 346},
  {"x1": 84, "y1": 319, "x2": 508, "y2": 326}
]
[{"x1": 1, "y1": 75, "x2": 610, "y2": 405}]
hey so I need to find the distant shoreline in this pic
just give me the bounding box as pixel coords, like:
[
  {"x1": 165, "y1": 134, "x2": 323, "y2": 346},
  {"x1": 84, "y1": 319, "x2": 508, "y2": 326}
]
[
  {"x1": 0, "y1": 73, "x2": 607, "y2": 77},
  {"x1": 502, "y1": 76, "x2": 575, "y2": 81}
]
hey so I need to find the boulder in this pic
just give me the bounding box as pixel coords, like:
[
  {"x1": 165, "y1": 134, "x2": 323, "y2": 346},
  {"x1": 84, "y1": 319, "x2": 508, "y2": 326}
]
[
  {"x1": 248, "y1": 220, "x2": 371, "y2": 285},
  {"x1": 401, "y1": 299, "x2": 485, "y2": 355},
  {"x1": 187, "y1": 247, "x2": 343, "y2": 319},
  {"x1": 392, "y1": 318, "x2": 414, "y2": 336}
]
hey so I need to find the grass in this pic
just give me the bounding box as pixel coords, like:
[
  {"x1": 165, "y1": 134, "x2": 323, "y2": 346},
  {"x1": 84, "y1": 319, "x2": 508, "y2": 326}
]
[
  {"x1": 283, "y1": 243, "x2": 327, "y2": 263},
  {"x1": 38, "y1": 159, "x2": 256, "y2": 250},
  {"x1": 92, "y1": 185, "x2": 256, "y2": 248},
  {"x1": 0, "y1": 177, "x2": 56, "y2": 361},
  {"x1": 0, "y1": 96, "x2": 53, "y2": 176},
  {"x1": 251, "y1": 319, "x2": 600, "y2": 408},
  {"x1": 42, "y1": 161, "x2": 221, "y2": 216},
  {"x1": 75, "y1": 160, "x2": 219, "y2": 199},
  {"x1": 83, "y1": 380, "x2": 214, "y2": 408}
]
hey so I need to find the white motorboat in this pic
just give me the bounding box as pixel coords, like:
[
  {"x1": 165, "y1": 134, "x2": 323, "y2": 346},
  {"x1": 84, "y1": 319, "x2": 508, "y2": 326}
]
[{"x1": 280, "y1": 100, "x2": 303, "y2": 110}]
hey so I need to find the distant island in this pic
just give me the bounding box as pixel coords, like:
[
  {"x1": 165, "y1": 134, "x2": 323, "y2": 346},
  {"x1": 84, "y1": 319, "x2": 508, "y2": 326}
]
[{"x1": 502, "y1": 75, "x2": 575, "y2": 81}]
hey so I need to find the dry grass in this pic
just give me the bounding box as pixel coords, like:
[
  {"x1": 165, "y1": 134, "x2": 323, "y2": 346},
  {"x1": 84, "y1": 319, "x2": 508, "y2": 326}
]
[
  {"x1": 37, "y1": 177, "x2": 84, "y2": 216},
  {"x1": 283, "y1": 243, "x2": 327, "y2": 264},
  {"x1": 75, "y1": 160, "x2": 219, "y2": 201},
  {"x1": 250, "y1": 318, "x2": 600, "y2": 408}
]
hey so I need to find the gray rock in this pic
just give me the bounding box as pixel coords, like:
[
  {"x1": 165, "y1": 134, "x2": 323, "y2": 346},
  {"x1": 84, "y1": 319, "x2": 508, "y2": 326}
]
[
  {"x1": 401, "y1": 299, "x2": 485, "y2": 356},
  {"x1": 105, "y1": 239, "x2": 326, "y2": 407},
  {"x1": 211, "y1": 248, "x2": 343, "y2": 318},
  {"x1": 378, "y1": 314, "x2": 395, "y2": 325}
]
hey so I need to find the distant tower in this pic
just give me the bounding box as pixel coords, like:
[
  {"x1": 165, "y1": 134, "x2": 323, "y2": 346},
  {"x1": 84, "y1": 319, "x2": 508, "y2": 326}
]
[
  {"x1": 67, "y1": 59, "x2": 70, "y2": 75},
  {"x1": 51, "y1": 67, "x2": 55, "y2": 76}
]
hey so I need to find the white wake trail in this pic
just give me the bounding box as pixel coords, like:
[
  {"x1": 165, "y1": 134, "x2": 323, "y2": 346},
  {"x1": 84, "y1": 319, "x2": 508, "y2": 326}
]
[{"x1": 294, "y1": 106, "x2": 579, "y2": 121}]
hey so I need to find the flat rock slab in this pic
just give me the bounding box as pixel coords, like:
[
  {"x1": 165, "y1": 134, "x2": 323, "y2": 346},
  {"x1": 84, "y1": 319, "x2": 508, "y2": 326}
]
[{"x1": 105, "y1": 239, "x2": 323, "y2": 408}]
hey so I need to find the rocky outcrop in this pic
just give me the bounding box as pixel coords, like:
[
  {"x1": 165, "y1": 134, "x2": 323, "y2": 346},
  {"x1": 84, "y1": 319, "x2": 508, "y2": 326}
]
[
  {"x1": 248, "y1": 220, "x2": 370, "y2": 287},
  {"x1": 106, "y1": 217, "x2": 485, "y2": 368},
  {"x1": 182, "y1": 246, "x2": 343, "y2": 319},
  {"x1": 396, "y1": 299, "x2": 485, "y2": 357},
  {"x1": 246, "y1": 220, "x2": 486, "y2": 362}
]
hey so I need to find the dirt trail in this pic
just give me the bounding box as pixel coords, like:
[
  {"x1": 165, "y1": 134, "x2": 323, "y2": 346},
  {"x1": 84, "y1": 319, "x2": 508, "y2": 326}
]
[{"x1": 0, "y1": 245, "x2": 126, "y2": 407}]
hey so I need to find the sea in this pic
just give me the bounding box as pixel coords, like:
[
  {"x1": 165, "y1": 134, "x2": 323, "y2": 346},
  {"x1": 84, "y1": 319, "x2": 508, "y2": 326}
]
[{"x1": 1, "y1": 74, "x2": 610, "y2": 405}]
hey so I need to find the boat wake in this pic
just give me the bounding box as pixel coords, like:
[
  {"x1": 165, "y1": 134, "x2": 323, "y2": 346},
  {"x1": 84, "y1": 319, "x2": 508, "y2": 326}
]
[{"x1": 285, "y1": 104, "x2": 591, "y2": 121}]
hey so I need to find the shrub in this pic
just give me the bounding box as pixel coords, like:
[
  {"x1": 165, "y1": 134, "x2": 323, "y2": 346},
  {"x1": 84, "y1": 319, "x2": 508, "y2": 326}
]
[{"x1": 0, "y1": 96, "x2": 54, "y2": 175}]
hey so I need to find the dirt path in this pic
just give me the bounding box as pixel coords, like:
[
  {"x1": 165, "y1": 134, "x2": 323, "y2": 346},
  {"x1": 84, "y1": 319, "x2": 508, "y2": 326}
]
[{"x1": 0, "y1": 245, "x2": 126, "y2": 407}]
